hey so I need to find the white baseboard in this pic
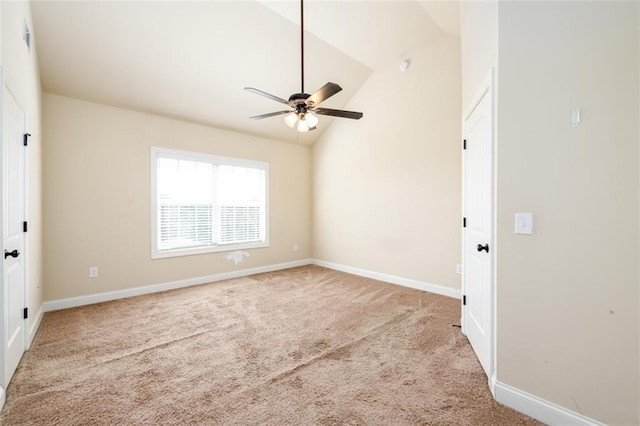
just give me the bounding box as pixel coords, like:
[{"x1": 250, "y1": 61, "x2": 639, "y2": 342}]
[
  {"x1": 43, "y1": 258, "x2": 458, "y2": 313},
  {"x1": 494, "y1": 380, "x2": 606, "y2": 426},
  {"x1": 43, "y1": 259, "x2": 313, "y2": 312},
  {"x1": 27, "y1": 304, "x2": 45, "y2": 349},
  {"x1": 311, "y1": 259, "x2": 461, "y2": 300},
  {"x1": 0, "y1": 386, "x2": 5, "y2": 412}
]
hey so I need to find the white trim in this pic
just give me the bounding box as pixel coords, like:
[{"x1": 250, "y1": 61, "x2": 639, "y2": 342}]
[
  {"x1": 42, "y1": 258, "x2": 461, "y2": 313},
  {"x1": 1, "y1": 68, "x2": 30, "y2": 388},
  {"x1": 0, "y1": 386, "x2": 5, "y2": 412},
  {"x1": 312, "y1": 259, "x2": 461, "y2": 300},
  {"x1": 21, "y1": 83, "x2": 30, "y2": 358},
  {"x1": 150, "y1": 146, "x2": 270, "y2": 260},
  {"x1": 490, "y1": 373, "x2": 497, "y2": 397},
  {"x1": 494, "y1": 380, "x2": 606, "y2": 426},
  {"x1": 26, "y1": 304, "x2": 44, "y2": 349},
  {"x1": 44, "y1": 259, "x2": 312, "y2": 312},
  {"x1": 152, "y1": 240, "x2": 269, "y2": 259},
  {"x1": 461, "y1": 68, "x2": 496, "y2": 385}
]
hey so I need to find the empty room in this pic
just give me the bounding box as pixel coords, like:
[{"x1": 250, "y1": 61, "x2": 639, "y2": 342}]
[{"x1": 0, "y1": 0, "x2": 637, "y2": 424}]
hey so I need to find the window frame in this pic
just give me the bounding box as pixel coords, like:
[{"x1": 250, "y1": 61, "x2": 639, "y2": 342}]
[{"x1": 150, "y1": 146, "x2": 269, "y2": 259}]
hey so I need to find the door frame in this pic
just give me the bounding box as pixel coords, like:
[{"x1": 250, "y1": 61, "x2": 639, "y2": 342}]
[
  {"x1": 461, "y1": 68, "x2": 496, "y2": 392},
  {"x1": 0, "y1": 66, "x2": 29, "y2": 389}
]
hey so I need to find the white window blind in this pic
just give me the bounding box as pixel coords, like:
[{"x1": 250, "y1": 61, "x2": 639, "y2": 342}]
[{"x1": 152, "y1": 147, "x2": 268, "y2": 258}]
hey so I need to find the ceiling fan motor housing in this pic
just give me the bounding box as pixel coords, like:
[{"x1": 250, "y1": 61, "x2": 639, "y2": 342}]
[
  {"x1": 289, "y1": 93, "x2": 310, "y2": 103},
  {"x1": 289, "y1": 93, "x2": 311, "y2": 113}
]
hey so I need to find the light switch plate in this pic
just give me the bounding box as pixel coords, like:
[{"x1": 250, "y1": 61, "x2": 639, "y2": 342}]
[
  {"x1": 515, "y1": 213, "x2": 533, "y2": 235},
  {"x1": 571, "y1": 107, "x2": 581, "y2": 127},
  {"x1": 89, "y1": 267, "x2": 99, "y2": 278}
]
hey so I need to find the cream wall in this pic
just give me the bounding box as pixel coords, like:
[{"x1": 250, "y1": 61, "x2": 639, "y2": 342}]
[
  {"x1": 42, "y1": 94, "x2": 311, "y2": 301},
  {"x1": 495, "y1": 2, "x2": 638, "y2": 424},
  {"x1": 1, "y1": 0, "x2": 43, "y2": 338},
  {"x1": 0, "y1": 2, "x2": 3, "y2": 60},
  {"x1": 312, "y1": 36, "x2": 461, "y2": 291},
  {"x1": 459, "y1": 0, "x2": 497, "y2": 109}
]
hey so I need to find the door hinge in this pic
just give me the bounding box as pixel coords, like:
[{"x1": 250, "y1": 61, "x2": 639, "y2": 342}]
[
  {"x1": 463, "y1": 295, "x2": 467, "y2": 306},
  {"x1": 23, "y1": 308, "x2": 28, "y2": 319},
  {"x1": 23, "y1": 133, "x2": 31, "y2": 146},
  {"x1": 23, "y1": 221, "x2": 27, "y2": 233},
  {"x1": 463, "y1": 139, "x2": 467, "y2": 150},
  {"x1": 463, "y1": 217, "x2": 467, "y2": 228}
]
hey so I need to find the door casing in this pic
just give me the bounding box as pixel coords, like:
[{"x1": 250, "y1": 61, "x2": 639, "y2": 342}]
[
  {"x1": 461, "y1": 69, "x2": 496, "y2": 392},
  {"x1": 0, "y1": 66, "x2": 28, "y2": 392}
]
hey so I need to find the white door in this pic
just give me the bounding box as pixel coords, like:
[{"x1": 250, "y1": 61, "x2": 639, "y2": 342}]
[
  {"x1": 462, "y1": 76, "x2": 494, "y2": 378},
  {"x1": 2, "y1": 75, "x2": 26, "y2": 386}
]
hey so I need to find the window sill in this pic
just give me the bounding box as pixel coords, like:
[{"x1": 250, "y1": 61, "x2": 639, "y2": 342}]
[{"x1": 152, "y1": 241, "x2": 269, "y2": 259}]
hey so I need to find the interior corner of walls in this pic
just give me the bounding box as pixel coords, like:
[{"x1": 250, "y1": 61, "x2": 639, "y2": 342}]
[{"x1": 312, "y1": 259, "x2": 461, "y2": 300}]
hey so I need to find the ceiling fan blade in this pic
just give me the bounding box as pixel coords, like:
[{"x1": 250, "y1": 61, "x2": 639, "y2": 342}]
[
  {"x1": 314, "y1": 107, "x2": 363, "y2": 120},
  {"x1": 244, "y1": 87, "x2": 292, "y2": 106},
  {"x1": 306, "y1": 82, "x2": 342, "y2": 107},
  {"x1": 249, "y1": 111, "x2": 292, "y2": 120}
]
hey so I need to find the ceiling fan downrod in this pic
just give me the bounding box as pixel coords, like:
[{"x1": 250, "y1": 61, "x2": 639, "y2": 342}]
[{"x1": 300, "y1": 0, "x2": 304, "y2": 94}]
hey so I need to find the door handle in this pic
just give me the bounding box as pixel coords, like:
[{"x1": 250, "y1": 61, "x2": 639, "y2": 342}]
[
  {"x1": 4, "y1": 249, "x2": 19, "y2": 259},
  {"x1": 476, "y1": 244, "x2": 489, "y2": 253}
]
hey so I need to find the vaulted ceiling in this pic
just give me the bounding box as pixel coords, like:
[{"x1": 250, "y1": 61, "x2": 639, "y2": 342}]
[{"x1": 31, "y1": 1, "x2": 459, "y2": 145}]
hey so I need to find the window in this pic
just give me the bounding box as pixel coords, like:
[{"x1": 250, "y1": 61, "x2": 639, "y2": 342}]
[{"x1": 151, "y1": 147, "x2": 268, "y2": 258}]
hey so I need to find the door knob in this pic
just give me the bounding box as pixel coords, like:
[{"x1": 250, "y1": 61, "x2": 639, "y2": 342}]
[
  {"x1": 4, "y1": 249, "x2": 19, "y2": 259},
  {"x1": 477, "y1": 244, "x2": 489, "y2": 253}
]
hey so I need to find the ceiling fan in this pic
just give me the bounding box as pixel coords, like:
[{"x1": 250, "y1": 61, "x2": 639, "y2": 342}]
[{"x1": 244, "y1": 0, "x2": 363, "y2": 133}]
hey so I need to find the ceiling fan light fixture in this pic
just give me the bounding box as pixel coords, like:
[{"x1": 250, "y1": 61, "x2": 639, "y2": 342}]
[
  {"x1": 284, "y1": 112, "x2": 298, "y2": 128},
  {"x1": 297, "y1": 114, "x2": 310, "y2": 132},
  {"x1": 305, "y1": 111, "x2": 319, "y2": 128}
]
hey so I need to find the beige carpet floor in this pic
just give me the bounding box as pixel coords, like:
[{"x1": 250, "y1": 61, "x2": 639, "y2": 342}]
[{"x1": 1, "y1": 266, "x2": 541, "y2": 425}]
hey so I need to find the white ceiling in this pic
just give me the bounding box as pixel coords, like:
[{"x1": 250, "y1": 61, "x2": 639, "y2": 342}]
[{"x1": 31, "y1": 0, "x2": 459, "y2": 145}]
